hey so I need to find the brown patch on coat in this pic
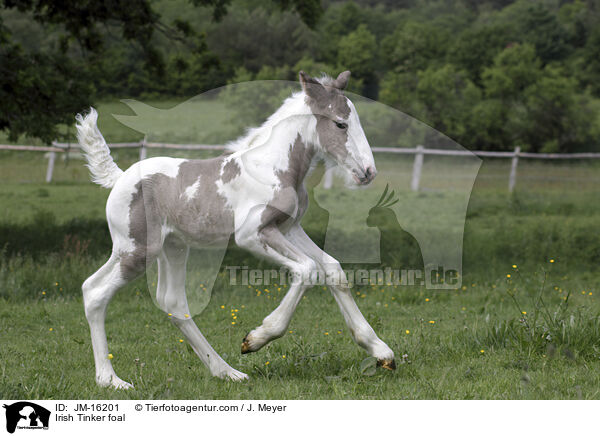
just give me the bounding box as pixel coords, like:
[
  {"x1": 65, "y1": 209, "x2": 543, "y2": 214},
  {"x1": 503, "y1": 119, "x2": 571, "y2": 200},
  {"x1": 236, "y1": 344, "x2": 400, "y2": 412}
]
[
  {"x1": 120, "y1": 178, "x2": 160, "y2": 279},
  {"x1": 222, "y1": 158, "x2": 241, "y2": 184},
  {"x1": 259, "y1": 134, "x2": 316, "y2": 230},
  {"x1": 120, "y1": 157, "x2": 235, "y2": 279}
]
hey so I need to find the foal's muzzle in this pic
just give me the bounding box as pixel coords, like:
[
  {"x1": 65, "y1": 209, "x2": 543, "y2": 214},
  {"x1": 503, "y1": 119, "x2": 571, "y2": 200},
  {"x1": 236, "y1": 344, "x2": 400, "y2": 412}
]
[{"x1": 353, "y1": 166, "x2": 377, "y2": 185}]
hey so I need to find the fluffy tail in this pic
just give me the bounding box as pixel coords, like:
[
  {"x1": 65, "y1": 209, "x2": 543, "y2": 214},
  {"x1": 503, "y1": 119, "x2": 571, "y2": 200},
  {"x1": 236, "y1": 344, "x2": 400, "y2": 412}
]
[{"x1": 75, "y1": 108, "x2": 124, "y2": 188}]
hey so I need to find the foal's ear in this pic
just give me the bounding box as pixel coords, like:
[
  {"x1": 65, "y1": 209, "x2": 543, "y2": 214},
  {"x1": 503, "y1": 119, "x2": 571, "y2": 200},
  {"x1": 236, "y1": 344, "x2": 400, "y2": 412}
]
[
  {"x1": 333, "y1": 70, "x2": 351, "y2": 90},
  {"x1": 299, "y1": 71, "x2": 327, "y2": 102}
]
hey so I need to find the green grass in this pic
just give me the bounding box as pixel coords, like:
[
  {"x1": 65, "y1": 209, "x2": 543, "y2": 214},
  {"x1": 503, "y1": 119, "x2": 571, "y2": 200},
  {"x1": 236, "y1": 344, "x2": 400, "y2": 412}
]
[
  {"x1": 1, "y1": 99, "x2": 600, "y2": 399},
  {"x1": 1, "y1": 270, "x2": 599, "y2": 399},
  {"x1": 1, "y1": 178, "x2": 599, "y2": 399}
]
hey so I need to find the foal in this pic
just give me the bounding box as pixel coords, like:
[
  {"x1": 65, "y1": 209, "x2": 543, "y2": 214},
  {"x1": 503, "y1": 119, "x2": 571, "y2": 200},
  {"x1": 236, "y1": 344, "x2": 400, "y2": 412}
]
[{"x1": 76, "y1": 71, "x2": 395, "y2": 389}]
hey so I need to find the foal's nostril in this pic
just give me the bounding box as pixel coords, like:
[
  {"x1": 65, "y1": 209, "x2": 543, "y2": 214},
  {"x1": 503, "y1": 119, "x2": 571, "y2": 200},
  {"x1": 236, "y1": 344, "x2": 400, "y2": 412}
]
[{"x1": 365, "y1": 166, "x2": 377, "y2": 181}]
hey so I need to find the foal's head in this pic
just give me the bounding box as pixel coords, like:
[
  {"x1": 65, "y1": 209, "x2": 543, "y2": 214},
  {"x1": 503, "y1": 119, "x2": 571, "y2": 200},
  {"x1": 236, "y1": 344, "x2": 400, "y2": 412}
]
[{"x1": 299, "y1": 70, "x2": 376, "y2": 185}]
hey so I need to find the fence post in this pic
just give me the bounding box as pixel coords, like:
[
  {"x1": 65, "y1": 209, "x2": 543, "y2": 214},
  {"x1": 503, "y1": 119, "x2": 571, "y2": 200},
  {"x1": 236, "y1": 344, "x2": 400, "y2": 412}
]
[
  {"x1": 411, "y1": 145, "x2": 424, "y2": 192},
  {"x1": 45, "y1": 150, "x2": 56, "y2": 183},
  {"x1": 139, "y1": 136, "x2": 147, "y2": 161},
  {"x1": 323, "y1": 167, "x2": 334, "y2": 189},
  {"x1": 508, "y1": 146, "x2": 521, "y2": 193}
]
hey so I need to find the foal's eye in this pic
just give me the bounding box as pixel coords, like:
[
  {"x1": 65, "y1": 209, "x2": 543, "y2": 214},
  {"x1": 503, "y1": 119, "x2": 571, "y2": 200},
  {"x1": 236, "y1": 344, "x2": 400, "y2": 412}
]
[{"x1": 335, "y1": 122, "x2": 348, "y2": 129}]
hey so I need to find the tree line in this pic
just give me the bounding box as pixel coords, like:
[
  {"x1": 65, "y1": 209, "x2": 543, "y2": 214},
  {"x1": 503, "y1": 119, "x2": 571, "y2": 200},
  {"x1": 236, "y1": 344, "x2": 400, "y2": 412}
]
[{"x1": 1, "y1": 0, "x2": 600, "y2": 152}]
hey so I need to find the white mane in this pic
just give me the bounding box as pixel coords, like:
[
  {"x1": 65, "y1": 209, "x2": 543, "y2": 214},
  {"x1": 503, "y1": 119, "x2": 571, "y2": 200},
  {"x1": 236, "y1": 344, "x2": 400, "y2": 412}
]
[
  {"x1": 225, "y1": 91, "x2": 310, "y2": 153},
  {"x1": 225, "y1": 74, "x2": 334, "y2": 153}
]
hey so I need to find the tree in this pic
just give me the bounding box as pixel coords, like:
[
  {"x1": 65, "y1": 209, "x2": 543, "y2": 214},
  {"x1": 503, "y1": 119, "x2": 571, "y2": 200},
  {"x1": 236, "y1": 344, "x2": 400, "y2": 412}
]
[
  {"x1": 380, "y1": 21, "x2": 448, "y2": 74},
  {"x1": 521, "y1": 66, "x2": 595, "y2": 152},
  {"x1": 481, "y1": 43, "x2": 540, "y2": 98},
  {"x1": 518, "y1": 3, "x2": 570, "y2": 64},
  {"x1": 0, "y1": 33, "x2": 93, "y2": 143},
  {"x1": 314, "y1": 1, "x2": 365, "y2": 65},
  {"x1": 337, "y1": 24, "x2": 377, "y2": 96},
  {"x1": 206, "y1": 7, "x2": 313, "y2": 75},
  {"x1": 475, "y1": 43, "x2": 596, "y2": 152},
  {"x1": 378, "y1": 70, "x2": 421, "y2": 113},
  {"x1": 380, "y1": 64, "x2": 480, "y2": 147},
  {"x1": 415, "y1": 64, "x2": 481, "y2": 144},
  {"x1": 449, "y1": 23, "x2": 512, "y2": 83},
  {"x1": 0, "y1": 0, "x2": 160, "y2": 142},
  {"x1": 579, "y1": 26, "x2": 600, "y2": 96},
  {"x1": 0, "y1": 0, "x2": 323, "y2": 142},
  {"x1": 476, "y1": 43, "x2": 545, "y2": 151}
]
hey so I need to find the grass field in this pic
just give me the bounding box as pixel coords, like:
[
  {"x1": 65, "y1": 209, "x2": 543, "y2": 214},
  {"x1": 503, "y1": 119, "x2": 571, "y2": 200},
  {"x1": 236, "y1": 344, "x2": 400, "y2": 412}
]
[{"x1": 1, "y1": 99, "x2": 600, "y2": 400}]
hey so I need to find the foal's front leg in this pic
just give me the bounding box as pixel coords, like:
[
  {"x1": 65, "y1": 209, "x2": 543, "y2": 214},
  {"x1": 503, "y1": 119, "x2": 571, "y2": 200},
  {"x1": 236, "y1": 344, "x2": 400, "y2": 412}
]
[
  {"x1": 285, "y1": 225, "x2": 395, "y2": 369},
  {"x1": 236, "y1": 224, "x2": 314, "y2": 354}
]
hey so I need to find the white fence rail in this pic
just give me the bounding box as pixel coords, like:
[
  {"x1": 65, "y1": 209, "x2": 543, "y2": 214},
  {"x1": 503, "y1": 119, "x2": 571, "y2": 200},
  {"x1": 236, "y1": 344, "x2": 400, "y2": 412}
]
[{"x1": 1, "y1": 142, "x2": 600, "y2": 191}]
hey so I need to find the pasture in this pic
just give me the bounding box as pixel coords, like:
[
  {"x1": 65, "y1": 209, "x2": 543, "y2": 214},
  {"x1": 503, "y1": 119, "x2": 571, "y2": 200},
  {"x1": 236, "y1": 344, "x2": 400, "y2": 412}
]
[{"x1": 1, "y1": 100, "x2": 599, "y2": 399}]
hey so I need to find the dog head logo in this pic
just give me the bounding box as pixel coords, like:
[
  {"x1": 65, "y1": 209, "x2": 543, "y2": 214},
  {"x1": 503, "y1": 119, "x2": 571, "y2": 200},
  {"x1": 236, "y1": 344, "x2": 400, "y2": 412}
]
[{"x1": 3, "y1": 402, "x2": 50, "y2": 433}]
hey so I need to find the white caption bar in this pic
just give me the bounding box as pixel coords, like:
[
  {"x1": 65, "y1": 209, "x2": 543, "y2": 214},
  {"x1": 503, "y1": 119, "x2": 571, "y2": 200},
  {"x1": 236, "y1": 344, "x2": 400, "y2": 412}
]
[{"x1": 1, "y1": 400, "x2": 596, "y2": 435}]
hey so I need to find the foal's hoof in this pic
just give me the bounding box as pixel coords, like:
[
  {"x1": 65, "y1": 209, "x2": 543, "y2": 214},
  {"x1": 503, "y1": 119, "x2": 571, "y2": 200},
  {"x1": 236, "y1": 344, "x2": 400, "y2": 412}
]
[
  {"x1": 97, "y1": 375, "x2": 134, "y2": 390},
  {"x1": 218, "y1": 368, "x2": 249, "y2": 382},
  {"x1": 377, "y1": 358, "x2": 396, "y2": 371},
  {"x1": 241, "y1": 335, "x2": 252, "y2": 354}
]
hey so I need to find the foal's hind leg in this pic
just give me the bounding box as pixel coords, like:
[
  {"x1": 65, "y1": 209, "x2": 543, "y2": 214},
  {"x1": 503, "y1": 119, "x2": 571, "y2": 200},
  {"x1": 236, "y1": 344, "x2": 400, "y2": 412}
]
[
  {"x1": 156, "y1": 236, "x2": 248, "y2": 381},
  {"x1": 82, "y1": 253, "x2": 133, "y2": 389}
]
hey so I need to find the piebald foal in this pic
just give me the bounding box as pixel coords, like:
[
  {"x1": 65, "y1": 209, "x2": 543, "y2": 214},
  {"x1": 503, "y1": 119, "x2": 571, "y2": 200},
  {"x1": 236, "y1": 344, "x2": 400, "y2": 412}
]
[{"x1": 76, "y1": 71, "x2": 395, "y2": 389}]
